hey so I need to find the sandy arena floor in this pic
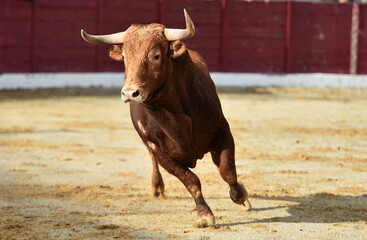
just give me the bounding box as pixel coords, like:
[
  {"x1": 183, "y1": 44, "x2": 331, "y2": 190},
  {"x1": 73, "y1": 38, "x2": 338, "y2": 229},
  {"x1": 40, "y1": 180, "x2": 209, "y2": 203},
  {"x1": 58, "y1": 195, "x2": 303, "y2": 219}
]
[{"x1": 0, "y1": 87, "x2": 367, "y2": 239}]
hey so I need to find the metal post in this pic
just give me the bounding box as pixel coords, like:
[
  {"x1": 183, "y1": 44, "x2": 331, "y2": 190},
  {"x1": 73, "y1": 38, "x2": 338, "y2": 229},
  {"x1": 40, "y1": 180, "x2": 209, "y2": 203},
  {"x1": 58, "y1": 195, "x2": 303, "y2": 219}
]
[
  {"x1": 285, "y1": 0, "x2": 292, "y2": 73},
  {"x1": 350, "y1": 3, "x2": 359, "y2": 74}
]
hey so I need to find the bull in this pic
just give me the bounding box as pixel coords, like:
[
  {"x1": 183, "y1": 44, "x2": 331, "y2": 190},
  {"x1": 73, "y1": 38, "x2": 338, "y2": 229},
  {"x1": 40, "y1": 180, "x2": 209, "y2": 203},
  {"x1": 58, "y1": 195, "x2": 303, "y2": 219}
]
[{"x1": 81, "y1": 9, "x2": 251, "y2": 227}]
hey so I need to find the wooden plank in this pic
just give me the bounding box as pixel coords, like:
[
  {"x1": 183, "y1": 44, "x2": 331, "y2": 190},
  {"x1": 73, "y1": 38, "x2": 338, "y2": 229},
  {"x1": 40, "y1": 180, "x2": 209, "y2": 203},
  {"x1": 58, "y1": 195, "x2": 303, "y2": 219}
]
[
  {"x1": 0, "y1": 0, "x2": 33, "y2": 72},
  {"x1": 224, "y1": 1, "x2": 286, "y2": 73},
  {"x1": 357, "y1": 5, "x2": 367, "y2": 74},
  {"x1": 289, "y1": 2, "x2": 352, "y2": 73},
  {"x1": 33, "y1": 0, "x2": 98, "y2": 72}
]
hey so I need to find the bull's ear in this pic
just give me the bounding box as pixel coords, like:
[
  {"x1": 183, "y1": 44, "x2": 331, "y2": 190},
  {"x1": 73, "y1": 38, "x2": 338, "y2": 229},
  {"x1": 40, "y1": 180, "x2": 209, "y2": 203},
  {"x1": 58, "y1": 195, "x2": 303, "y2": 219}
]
[
  {"x1": 170, "y1": 40, "x2": 186, "y2": 59},
  {"x1": 109, "y1": 45, "x2": 124, "y2": 61}
]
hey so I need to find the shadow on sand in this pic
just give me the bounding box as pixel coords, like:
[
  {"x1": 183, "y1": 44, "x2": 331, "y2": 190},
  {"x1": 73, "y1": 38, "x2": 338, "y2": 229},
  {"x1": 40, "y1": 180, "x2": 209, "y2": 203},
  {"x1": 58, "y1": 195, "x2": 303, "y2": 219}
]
[{"x1": 220, "y1": 193, "x2": 367, "y2": 227}]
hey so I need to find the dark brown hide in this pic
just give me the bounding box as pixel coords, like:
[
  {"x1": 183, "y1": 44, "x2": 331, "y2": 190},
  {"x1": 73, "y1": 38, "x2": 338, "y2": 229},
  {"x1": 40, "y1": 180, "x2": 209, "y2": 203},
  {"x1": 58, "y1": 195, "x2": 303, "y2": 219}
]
[
  {"x1": 82, "y1": 18, "x2": 250, "y2": 227},
  {"x1": 122, "y1": 28, "x2": 248, "y2": 225},
  {"x1": 130, "y1": 49, "x2": 223, "y2": 168}
]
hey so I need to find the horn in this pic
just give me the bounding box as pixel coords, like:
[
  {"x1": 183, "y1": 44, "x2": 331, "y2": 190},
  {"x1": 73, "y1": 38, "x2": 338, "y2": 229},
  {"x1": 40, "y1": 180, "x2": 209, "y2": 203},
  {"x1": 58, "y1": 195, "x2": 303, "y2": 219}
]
[
  {"x1": 164, "y1": 9, "x2": 195, "y2": 41},
  {"x1": 81, "y1": 29, "x2": 125, "y2": 45}
]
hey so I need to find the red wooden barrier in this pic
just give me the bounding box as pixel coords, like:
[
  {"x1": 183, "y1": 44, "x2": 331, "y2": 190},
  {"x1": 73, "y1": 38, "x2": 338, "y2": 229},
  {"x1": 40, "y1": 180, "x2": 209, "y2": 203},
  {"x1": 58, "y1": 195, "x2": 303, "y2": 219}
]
[
  {"x1": 358, "y1": 5, "x2": 367, "y2": 74},
  {"x1": 288, "y1": 2, "x2": 352, "y2": 73},
  {"x1": 0, "y1": 0, "x2": 33, "y2": 72},
  {"x1": 1, "y1": 0, "x2": 366, "y2": 74},
  {"x1": 223, "y1": 1, "x2": 287, "y2": 72},
  {"x1": 33, "y1": 0, "x2": 98, "y2": 72}
]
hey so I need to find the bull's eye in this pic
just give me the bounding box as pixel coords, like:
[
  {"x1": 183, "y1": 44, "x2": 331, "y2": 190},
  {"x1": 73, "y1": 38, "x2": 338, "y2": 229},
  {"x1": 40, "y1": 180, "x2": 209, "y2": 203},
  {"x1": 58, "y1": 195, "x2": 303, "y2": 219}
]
[
  {"x1": 121, "y1": 53, "x2": 125, "y2": 61},
  {"x1": 154, "y1": 53, "x2": 160, "y2": 61}
]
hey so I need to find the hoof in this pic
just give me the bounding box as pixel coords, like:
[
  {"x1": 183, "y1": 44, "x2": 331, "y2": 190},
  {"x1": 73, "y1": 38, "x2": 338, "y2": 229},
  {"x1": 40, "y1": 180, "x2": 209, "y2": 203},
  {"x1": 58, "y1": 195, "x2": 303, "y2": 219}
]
[
  {"x1": 230, "y1": 182, "x2": 252, "y2": 211},
  {"x1": 243, "y1": 198, "x2": 252, "y2": 211},
  {"x1": 151, "y1": 187, "x2": 165, "y2": 198},
  {"x1": 194, "y1": 215, "x2": 215, "y2": 228},
  {"x1": 235, "y1": 198, "x2": 252, "y2": 211}
]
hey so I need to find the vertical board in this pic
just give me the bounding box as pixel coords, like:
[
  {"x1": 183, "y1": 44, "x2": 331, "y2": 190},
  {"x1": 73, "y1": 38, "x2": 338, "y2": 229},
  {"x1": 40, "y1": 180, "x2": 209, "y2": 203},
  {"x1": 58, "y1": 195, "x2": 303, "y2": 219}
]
[
  {"x1": 33, "y1": 0, "x2": 98, "y2": 72},
  {"x1": 164, "y1": 0, "x2": 222, "y2": 71},
  {"x1": 0, "y1": 0, "x2": 33, "y2": 72},
  {"x1": 357, "y1": 4, "x2": 367, "y2": 74},
  {"x1": 97, "y1": 0, "x2": 159, "y2": 72},
  {"x1": 223, "y1": 1, "x2": 287, "y2": 73},
  {"x1": 289, "y1": 3, "x2": 352, "y2": 73}
]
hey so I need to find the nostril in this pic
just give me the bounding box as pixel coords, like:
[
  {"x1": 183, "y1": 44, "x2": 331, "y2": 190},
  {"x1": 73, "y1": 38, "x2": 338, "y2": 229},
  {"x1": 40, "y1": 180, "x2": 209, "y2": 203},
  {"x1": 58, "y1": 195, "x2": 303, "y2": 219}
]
[{"x1": 132, "y1": 90, "x2": 140, "y2": 98}]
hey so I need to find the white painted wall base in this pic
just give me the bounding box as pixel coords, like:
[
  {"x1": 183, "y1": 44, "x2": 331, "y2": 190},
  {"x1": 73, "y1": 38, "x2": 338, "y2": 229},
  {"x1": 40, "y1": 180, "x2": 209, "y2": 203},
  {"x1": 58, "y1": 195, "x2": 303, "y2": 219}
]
[{"x1": 0, "y1": 72, "x2": 366, "y2": 90}]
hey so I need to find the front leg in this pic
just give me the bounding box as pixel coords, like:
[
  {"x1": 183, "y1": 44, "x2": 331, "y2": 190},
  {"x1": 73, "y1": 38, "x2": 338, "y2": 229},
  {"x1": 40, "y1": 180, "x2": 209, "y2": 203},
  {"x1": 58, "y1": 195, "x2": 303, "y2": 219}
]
[{"x1": 153, "y1": 150, "x2": 215, "y2": 228}]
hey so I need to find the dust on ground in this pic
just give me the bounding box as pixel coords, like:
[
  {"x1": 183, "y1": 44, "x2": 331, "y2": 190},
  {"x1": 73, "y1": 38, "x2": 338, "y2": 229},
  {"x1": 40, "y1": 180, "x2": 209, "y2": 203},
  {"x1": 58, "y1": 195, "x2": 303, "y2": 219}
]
[{"x1": 0, "y1": 87, "x2": 366, "y2": 239}]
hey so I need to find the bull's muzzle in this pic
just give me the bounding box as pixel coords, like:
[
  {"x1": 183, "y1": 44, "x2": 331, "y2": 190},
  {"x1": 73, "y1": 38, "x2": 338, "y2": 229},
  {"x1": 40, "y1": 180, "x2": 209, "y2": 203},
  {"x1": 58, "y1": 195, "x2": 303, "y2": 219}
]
[{"x1": 121, "y1": 89, "x2": 141, "y2": 103}]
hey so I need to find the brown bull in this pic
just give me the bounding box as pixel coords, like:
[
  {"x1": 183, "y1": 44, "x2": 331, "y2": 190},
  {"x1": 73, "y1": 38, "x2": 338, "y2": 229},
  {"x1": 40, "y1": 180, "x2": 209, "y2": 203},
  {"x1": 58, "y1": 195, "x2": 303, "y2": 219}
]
[{"x1": 81, "y1": 9, "x2": 251, "y2": 227}]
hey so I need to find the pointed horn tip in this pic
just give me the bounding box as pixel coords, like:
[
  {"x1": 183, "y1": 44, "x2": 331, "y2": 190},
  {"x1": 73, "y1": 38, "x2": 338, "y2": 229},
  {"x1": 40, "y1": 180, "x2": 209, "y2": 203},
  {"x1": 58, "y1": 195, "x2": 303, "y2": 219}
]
[
  {"x1": 183, "y1": 9, "x2": 190, "y2": 20},
  {"x1": 183, "y1": 9, "x2": 195, "y2": 33},
  {"x1": 80, "y1": 29, "x2": 90, "y2": 42},
  {"x1": 81, "y1": 29, "x2": 89, "y2": 38}
]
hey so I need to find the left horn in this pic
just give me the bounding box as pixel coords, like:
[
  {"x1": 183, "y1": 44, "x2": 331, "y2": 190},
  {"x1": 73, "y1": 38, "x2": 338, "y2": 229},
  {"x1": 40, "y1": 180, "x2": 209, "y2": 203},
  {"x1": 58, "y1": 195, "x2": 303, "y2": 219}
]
[
  {"x1": 164, "y1": 9, "x2": 195, "y2": 41},
  {"x1": 81, "y1": 29, "x2": 125, "y2": 45}
]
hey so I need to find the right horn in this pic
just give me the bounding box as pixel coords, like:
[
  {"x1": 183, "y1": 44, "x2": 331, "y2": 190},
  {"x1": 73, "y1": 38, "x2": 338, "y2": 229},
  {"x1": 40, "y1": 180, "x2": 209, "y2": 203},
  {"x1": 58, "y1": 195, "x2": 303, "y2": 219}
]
[
  {"x1": 164, "y1": 9, "x2": 195, "y2": 41},
  {"x1": 81, "y1": 29, "x2": 126, "y2": 45}
]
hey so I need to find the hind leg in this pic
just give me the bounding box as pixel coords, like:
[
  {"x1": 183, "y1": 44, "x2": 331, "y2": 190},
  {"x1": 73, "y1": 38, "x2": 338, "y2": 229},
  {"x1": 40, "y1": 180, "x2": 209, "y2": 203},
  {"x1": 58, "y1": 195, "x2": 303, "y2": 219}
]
[
  {"x1": 211, "y1": 129, "x2": 251, "y2": 210},
  {"x1": 150, "y1": 152, "x2": 165, "y2": 197}
]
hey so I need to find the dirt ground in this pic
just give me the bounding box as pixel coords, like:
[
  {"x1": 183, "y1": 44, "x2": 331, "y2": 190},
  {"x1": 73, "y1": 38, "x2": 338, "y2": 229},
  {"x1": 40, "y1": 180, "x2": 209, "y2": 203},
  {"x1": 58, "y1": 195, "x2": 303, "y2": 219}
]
[{"x1": 0, "y1": 87, "x2": 366, "y2": 240}]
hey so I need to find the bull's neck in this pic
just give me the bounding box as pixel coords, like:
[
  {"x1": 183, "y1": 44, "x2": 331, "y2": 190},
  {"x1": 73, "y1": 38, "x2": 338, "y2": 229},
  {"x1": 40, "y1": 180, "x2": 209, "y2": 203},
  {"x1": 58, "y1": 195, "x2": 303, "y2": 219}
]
[
  {"x1": 166, "y1": 51, "x2": 197, "y2": 113},
  {"x1": 143, "y1": 51, "x2": 200, "y2": 114},
  {"x1": 142, "y1": 51, "x2": 196, "y2": 113}
]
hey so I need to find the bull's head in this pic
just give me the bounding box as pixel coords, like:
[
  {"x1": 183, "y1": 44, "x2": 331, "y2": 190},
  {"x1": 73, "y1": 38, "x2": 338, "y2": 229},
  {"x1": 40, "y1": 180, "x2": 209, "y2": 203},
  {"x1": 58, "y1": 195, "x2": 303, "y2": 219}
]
[{"x1": 81, "y1": 9, "x2": 195, "y2": 103}]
